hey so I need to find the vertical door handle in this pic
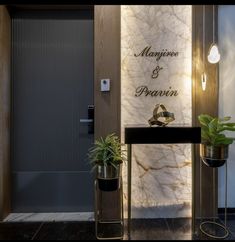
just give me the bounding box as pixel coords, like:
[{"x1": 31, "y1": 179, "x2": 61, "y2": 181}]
[{"x1": 79, "y1": 105, "x2": 94, "y2": 134}]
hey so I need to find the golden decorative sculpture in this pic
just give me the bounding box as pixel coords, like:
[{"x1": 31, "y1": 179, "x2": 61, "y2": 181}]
[{"x1": 148, "y1": 103, "x2": 175, "y2": 127}]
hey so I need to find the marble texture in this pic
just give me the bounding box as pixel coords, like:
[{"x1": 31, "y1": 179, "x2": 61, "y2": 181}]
[
  {"x1": 4, "y1": 212, "x2": 94, "y2": 222},
  {"x1": 121, "y1": 5, "x2": 192, "y2": 218}
]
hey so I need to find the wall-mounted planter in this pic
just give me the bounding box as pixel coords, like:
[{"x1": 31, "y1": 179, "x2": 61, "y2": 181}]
[{"x1": 200, "y1": 144, "x2": 229, "y2": 168}]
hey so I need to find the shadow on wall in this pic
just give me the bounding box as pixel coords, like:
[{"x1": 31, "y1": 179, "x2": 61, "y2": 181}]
[{"x1": 129, "y1": 202, "x2": 191, "y2": 218}]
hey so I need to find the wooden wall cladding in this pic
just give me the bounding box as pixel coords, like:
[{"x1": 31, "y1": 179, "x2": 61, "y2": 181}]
[
  {"x1": 94, "y1": 5, "x2": 121, "y2": 139},
  {"x1": 192, "y1": 5, "x2": 219, "y2": 220},
  {"x1": 0, "y1": 6, "x2": 11, "y2": 220}
]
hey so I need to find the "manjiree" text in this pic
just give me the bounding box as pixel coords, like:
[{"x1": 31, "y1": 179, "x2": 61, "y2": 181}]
[{"x1": 134, "y1": 46, "x2": 179, "y2": 61}]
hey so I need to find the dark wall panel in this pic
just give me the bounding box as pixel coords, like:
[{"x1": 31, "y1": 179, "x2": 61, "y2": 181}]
[{"x1": 0, "y1": 6, "x2": 11, "y2": 220}]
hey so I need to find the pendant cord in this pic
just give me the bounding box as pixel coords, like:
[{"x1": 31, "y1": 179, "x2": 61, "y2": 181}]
[
  {"x1": 213, "y1": 5, "x2": 215, "y2": 44},
  {"x1": 203, "y1": 5, "x2": 205, "y2": 71}
]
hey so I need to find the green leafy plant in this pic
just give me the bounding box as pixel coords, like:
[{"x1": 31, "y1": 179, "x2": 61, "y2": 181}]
[
  {"x1": 88, "y1": 133, "x2": 126, "y2": 170},
  {"x1": 198, "y1": 114, "x2": 235, "y2": 146}
]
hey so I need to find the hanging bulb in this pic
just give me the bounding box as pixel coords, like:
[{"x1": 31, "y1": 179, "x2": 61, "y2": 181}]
[
  {"x1": 201, "y1": 72, "x2": 207, "y2": 91},
  {"x1": 207, "y1": 43, "x2": 220, "y2": 64}
]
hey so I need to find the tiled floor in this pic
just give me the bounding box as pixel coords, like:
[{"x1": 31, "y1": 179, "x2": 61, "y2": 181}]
[{"x1": 0, "y1": 217, "x2": 234, "y2": 240}]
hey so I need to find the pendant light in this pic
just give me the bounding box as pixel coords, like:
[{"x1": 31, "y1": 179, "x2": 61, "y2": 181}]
[
  {"x1": 207, "y1": 5, "x2": 220, "y2": 64},
  {"x1": 202, "y1": 5, "x2": 207, "y2": 91}
]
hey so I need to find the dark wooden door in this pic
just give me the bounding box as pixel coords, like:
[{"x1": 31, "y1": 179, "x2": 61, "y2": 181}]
[{"x1": 12, "y1": 10, "x2": 94, "y2": 212}]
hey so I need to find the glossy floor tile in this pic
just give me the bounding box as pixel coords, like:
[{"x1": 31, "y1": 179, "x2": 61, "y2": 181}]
[
  {"x1": 124, "y1": 218, "x2": 173, "y2": 240},
  {"x1": 0, "y1": 217, "x2": 235, "y2": 240},
  {"x1": 33, "y1": 222, "x2": 96, "y2": 240},
  {"x1": 0, "y1": 222, "x2": 41, "y2": 240},
  {"x1": 219, "y1": 214, "x2": 235, "y2": 235},
  {"x1": 166, "y1": 218, "x2": 192, "y2": 240},
  {"x1": 193, "y1": 218, "x2": 235, "y2": 240}
]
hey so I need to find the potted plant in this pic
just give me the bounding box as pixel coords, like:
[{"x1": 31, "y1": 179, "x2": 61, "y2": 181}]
[
  {"x1": 88, "y1": 133, "x2": 126, "y2": 191},
  {"x1": 198, "y1": 114, "x2": 235, "y2": 167}
]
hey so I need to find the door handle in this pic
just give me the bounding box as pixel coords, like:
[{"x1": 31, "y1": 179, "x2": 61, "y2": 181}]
[
  {"x1": 80, "y1": 105, "x2": 94, "y2": 134},
  {"x1": 80, "y1": 119, "x2": 93, "y2": 123}
]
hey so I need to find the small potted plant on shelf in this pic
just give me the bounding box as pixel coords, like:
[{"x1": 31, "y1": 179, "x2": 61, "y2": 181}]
[
  {"x1": 88, "y1": 133, "x2": 126, "y2": 191},
  {"x1": 198, "y1": 114, "x2": 235, "y2": 167}
]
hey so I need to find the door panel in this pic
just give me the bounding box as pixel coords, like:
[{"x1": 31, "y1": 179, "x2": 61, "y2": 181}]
[
  {"x1": 12, "y1": 10, "x2": 94, "y2": 212},
  {"x1": 12, "y1": 172, "x2": 94, "y2": 212}
]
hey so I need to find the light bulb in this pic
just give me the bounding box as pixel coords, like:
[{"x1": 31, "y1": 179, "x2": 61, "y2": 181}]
[
  {"x1": 201, "y1": 72, "x2": 207, "y2": 91},
  {"x1": 207, "y1": 44, "x2": 220, "y2": 64}
]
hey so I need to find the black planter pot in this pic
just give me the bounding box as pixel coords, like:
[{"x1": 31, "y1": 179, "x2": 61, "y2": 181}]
[
  {"x1": 96, "y1": 164, "x2": 122, "y2": 191},
  {"x1": 201, "y1": 157, "x2": 226, "y2": 168},
  {"x1": 200, "y1": 144, "x2": 229, "y2": 168},
  {"x1": 97, "y1": 178, "x2": 119, "y2": 191}
]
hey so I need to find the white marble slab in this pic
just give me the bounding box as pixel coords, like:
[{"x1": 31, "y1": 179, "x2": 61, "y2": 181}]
[
  {"x1": 4, "y1": 212, "x2": 94, "y2": 222},
  {"x1": 121, "y1": 5, "x2": 192, "y2": 218}
]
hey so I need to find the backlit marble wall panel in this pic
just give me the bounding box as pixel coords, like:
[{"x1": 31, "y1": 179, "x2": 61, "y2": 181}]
[{"x1": 121, "y1": 5, "x2": 192, "y2": 218}]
